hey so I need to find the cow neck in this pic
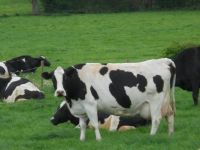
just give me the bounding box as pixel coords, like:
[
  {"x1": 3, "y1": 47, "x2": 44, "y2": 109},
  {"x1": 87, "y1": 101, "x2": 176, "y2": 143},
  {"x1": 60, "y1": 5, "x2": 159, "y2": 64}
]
[
  {"x1": 63, "y1": 68, "x2": 87, "y2": 101},
  {"x1": 0, "y1": 77, "x2": 11, "y2": 95}
]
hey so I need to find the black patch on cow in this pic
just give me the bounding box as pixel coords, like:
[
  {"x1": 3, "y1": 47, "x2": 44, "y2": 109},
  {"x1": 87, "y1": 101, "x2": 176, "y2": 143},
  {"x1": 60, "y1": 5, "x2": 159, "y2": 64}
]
[
  {"x1": 169, "y1": 63, "x2": 176, "y2": 88},
  {"x1": 51, "y1": 102, "x2": 79, "y2": 126},
  {"x1": 99, "y1": 67, "x2": 108, "y2": 76},
  {"x1": 3, "y1": 79, "x2": 30, "y2": 99},
  {"x1": 63, "y1": 67, "x2": 87, "y2": 101},
  {"x1": 153, "y1": 75, "x2": 164, "y2": 93},
  {"x1": 15, "y1": 90, "x2": 44, "y2": 101},
  {"x1": 0, "y1": 77, "x2": 11, "y2": 99},
  {"x1": 109, "y1": 70, "x2": 147, "y2": 108},
  {"x1": 90, "y1": 86, "x2": 99, "y2": 100},
  {"x1": 117, "y1": 115, "x2": 150, "y2": 129},
  {"x1": 0, "y1": 66, "x2": 5, "y2": 75},
  {"x1": 74, "y1": 64, "x2": 85, "y2": 70},
  {"x1": 136, "y1": 74, "x2": 147, "y2": 92}
]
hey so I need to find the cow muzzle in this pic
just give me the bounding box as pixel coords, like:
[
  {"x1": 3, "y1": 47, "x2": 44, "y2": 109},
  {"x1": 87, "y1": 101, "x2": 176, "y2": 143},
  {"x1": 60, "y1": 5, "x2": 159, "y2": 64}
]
[
  {"x1": 55, "y1": 90, "x2": 66, "y2": 97},
  {"x1": 50, "y1": 117, "x2": 58, "y2": 125}
]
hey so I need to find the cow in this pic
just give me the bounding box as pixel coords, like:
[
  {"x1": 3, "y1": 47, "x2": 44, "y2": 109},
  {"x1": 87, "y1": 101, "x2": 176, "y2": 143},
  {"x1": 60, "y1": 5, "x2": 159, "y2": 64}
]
[
  {"x1": 42, "y1": 58, "x2": 176, "y2": 141},
  {"x1": 51, "y1": 101, "x2": 150, "y2": 131},
  {"x1": 0, "y1": 62, "x2": 44, "y2": 103},
  {"x1": 5, "y1": 55, "x2": 51, "y2": 74},
  {"x1": 173, "y1": 47, "x2": 200, "y2": 105}
]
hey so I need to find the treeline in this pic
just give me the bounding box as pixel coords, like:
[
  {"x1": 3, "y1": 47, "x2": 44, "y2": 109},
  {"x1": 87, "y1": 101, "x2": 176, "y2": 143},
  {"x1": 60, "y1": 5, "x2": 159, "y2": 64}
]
[{"x1": 40, "y1": 0, "x2": 200, "y2": 13}]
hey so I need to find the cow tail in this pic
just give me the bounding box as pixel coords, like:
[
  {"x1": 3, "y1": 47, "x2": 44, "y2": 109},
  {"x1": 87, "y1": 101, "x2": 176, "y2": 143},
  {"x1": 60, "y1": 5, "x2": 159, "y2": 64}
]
[
  {"x1": 169, "y1": 61, "x2": 176, "y2": 115},
  {"x1": 171, "y1": 73, "x2": 176, "y2": 114}
]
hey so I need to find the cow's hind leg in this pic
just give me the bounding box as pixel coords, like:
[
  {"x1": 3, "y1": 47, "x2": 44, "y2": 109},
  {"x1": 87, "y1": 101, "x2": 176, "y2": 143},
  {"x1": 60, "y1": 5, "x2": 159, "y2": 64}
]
[
  {"x1": 192, "y1": 80, "x2": 199, "y2": 105},
  {"x1": 84, "y1": 104, "x2": 101, "y2": 141},
  {"x1": 79, "y1": 117, "x2": 87, "y2": 141},
  {"x1": 149, "y1": 98, "x2": 162, "y2": 135},
  {"x1": 166, "y1": 113, "x2": 174, "y2": 135}
]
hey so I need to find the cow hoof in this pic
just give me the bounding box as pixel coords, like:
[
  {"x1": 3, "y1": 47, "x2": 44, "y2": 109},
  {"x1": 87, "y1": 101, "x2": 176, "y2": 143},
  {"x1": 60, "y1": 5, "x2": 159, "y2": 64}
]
[
  {"x1": 96, "y1": 137, "x2": 102, "y2": 141},
  {"x1": 80, "y1": 138, "x2": 85, "y2": 141}
]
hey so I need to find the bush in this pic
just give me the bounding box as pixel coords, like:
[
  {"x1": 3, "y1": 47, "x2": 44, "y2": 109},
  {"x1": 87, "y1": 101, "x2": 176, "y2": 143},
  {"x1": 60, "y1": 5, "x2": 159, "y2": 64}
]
[
  {"x1": 163, "y1": 42, "x2": 200, "y2": 58},
  {"x1": 40, "y1": 0, "x2": 153, "y2": 13},
  {"x1": 40, "y1": 0, "x2": 200, "y2": 13}
]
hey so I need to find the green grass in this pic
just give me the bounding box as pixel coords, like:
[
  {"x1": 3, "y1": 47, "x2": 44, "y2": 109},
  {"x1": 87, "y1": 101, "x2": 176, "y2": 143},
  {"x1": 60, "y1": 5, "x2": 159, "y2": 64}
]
[
  {"x1": 0, "y1": 0, "x2": 31, "y2": 16},
  {"x1": 1, "y1": 3, "x2": 200, "y2": 149}
]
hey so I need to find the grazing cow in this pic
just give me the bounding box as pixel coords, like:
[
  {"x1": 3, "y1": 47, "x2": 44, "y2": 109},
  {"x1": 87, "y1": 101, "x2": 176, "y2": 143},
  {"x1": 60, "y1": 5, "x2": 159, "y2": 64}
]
[
  {"x1": 5, "y1": 55, "x2": 51, "y2": 74},
  {"x1": 0, "y1": 62, "x2": 44, "y2": 103},
  {"x1": 42, "y1": 58, "x2": 176, "y2": 141},
  {"x1": 173, "y1": 47, "x2": 200, "y2": 105},
  {"x1": 51, "y1": 101, "x2": 150, "y2": 131}
]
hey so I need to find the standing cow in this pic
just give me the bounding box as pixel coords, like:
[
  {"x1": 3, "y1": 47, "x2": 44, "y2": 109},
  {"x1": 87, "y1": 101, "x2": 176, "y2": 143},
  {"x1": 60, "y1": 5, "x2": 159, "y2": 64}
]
[
  {"x1": 51, "y1": 101, "x2": 150, "y2": 131},
  {"x1": 0, "y1": 62, "x2": 44, "y2": 102},
  {"x1": 42, "y1": 58, "x2": 176, "y2": 141},
  {"x1": 173, "y1": 47, "x2": 200, "y2": 105},
  {"x1": 5, "y1": 55, "x2": 51, "y2": 74}
]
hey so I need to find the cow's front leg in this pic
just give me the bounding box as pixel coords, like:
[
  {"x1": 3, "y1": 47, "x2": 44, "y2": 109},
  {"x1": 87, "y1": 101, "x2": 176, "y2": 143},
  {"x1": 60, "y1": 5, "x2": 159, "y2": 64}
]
[
  {"x1": 79, "y1": 117, "x2": 87, "y2": 141},
  {"x1": 84, "y1": 104, "x2": 101, "y2": 141}
]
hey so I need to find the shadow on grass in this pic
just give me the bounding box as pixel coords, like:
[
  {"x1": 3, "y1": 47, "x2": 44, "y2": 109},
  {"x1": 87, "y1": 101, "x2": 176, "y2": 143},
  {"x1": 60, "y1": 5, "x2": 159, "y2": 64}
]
[{"x1": 30, "y1": 130, "x2": 75, "y2": 141}]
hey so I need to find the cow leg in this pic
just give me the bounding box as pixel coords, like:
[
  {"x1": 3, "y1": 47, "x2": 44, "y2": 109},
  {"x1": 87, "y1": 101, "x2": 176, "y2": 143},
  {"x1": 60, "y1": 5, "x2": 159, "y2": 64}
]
[
  {"x1": 166, "y1": 114, "x2": 174, "y2": 135},
  {"x1": 79, "y1": 117, "x2": 87, "y2": 141},
  {"x1": 84, "y1": 105, "x2": 101, "y2": 141},
  {"x1": 192, "y1": 81, "x2": 199, "y2": 105},
  {"x1": 149, "y1": 99, "x2": 162, "y2": 135}
]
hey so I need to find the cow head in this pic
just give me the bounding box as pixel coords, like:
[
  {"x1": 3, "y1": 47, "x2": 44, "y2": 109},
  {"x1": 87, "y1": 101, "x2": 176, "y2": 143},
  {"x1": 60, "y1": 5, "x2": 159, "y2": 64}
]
[
  {"x1": 51, "y1": 101, "x2": 79, "y2": 125},
  {"x1": 42, "y1": 66, "x2": 67, "y2": 97},
  {"x1": 39, "y1": 56, "x2": 51, "y2": 67},
  {"x1": 0, "y1": 62, "x2": 11, "y2": 79}
]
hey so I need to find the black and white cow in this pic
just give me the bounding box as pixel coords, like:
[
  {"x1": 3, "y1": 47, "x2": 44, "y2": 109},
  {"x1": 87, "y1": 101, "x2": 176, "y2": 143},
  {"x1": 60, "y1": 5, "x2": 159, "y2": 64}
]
[
  {"x1": 5, "y1": 55, "x2": 51, "y2": 74},
  {"x1": 42, "y1": 58, "x2": 176, "y2": 141},
  {"x1": 173, "y1": 47, "x2": 200, "y2": 105},
  {"x1": 0, "y1": 62, "x2": 44, "y2": 102},
  {"x1": 51, "y1": 101, "x2": 150, "y2": 131}
]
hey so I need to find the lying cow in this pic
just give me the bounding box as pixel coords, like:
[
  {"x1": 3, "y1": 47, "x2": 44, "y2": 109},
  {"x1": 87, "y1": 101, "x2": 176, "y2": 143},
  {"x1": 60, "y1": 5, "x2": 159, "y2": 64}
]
[
  {"x1": 5, "y1": 55, "x2": 51, "y2": 74},
  {"x1": 51, "y1": 101, "x2": 150, "y2": 131},
  {"x1": 42, "y1": 58, "x2": 176, "y2": 141},
  {"x1": 0, "y1": 62, "x2": 44, "y2": 102},
  {"x1": 173, "y1": 46, "x2": 200, "y2": 105}
]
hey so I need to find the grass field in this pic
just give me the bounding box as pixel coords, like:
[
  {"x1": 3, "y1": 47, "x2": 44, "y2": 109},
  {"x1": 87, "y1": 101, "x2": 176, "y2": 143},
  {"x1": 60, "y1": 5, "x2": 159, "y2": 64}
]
[{"x1": 1, "y1": 1, "x2": 200, "y2": 150}]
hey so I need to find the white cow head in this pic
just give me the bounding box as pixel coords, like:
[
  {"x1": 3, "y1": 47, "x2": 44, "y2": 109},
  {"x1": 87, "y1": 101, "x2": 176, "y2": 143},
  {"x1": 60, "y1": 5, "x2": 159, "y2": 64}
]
[{"x1": 42, "y1": 66, "x2": 66, "y2": 97}]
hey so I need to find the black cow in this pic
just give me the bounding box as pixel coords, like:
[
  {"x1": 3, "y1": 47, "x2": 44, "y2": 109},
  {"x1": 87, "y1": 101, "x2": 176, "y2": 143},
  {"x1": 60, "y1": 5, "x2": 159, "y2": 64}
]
[
  {"x1": 173, "y1": 47, "x2": 200, "y2": 105},
  {"x1": 5, "y1": 55, "x2": 51, "y2": 74},
  {"x1": 0, "y1": 62, "x2": 44, "y2": 103},
  {"x1": 51, "y1": 101, "x2": 150, "y2": 131}
]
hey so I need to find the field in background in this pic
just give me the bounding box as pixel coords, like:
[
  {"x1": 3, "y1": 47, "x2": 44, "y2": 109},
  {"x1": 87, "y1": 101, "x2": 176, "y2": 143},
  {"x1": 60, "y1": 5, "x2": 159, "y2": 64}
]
[{"x1": 0, "y1": 1, "x2": 200, "y2": 150}]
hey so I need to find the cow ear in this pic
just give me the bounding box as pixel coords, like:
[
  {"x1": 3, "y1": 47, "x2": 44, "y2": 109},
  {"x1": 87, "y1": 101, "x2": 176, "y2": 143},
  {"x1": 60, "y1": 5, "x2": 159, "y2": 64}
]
[{"x1": 41, "y1": 72, "x2": 52, "y2": 79}]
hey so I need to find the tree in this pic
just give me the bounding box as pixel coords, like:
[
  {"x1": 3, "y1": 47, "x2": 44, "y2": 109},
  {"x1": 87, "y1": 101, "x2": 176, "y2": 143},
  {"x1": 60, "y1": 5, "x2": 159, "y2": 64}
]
[{"x1": 32, "y1": 0, "x2": 40, "y2": 15}]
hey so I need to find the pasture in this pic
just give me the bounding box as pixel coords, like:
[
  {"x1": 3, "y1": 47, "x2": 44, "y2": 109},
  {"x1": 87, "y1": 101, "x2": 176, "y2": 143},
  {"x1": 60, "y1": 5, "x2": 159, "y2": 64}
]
[{"x1": 0, "y1": 2, "x2": 200, "y2": 149}]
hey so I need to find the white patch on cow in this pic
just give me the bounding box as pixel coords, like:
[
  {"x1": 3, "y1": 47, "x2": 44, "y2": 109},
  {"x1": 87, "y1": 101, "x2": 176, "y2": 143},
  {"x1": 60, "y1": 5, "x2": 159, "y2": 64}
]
[
  {"x1": 50, "y1": 117, "x2": 55, "y2": 121},
  {"x1": 5, "y1": 76, "x2": 21, "y2": 90},
  {"x1": 3, "y1": 79, "x2": 41, "y2": 103},
  {"x1": 22, "y1": 58, "x2": 26, "y2": 62},
  {"x1": 60, "y1": 100, "x2": 66, "y2": 108},
  {"x1": 54, "y1": 66, "x2": 66, "y2": 97},
  {"x1": 40, "y1": 56, "x2": 46, "y2": 59},
  {"x1": 0, "y1": 62, "x2": 10, "y2": 79}
]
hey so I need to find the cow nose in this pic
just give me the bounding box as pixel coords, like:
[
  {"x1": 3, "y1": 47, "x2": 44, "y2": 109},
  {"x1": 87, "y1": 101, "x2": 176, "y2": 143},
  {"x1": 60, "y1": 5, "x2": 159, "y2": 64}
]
[
  {"x1": 50, "y1": 117, "x2": 58, "y2": 125},
  {"x1": 55, "y1": 90, "x2": 66, "y2": 97}
]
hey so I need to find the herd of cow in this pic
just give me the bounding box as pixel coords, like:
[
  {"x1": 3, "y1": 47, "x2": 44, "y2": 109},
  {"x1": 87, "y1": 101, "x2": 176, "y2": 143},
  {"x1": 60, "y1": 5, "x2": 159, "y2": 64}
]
[{"x1": 0, "y1": 47, "x2": 200, "y2": 141}]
